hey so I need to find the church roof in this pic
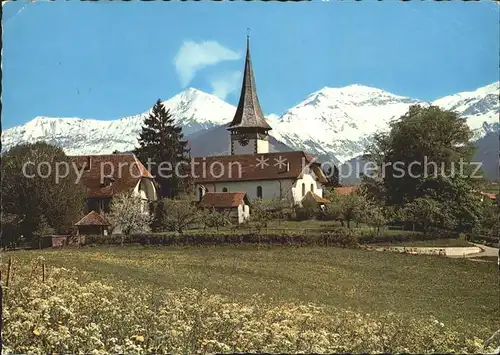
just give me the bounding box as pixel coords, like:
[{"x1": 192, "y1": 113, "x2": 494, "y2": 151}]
[
  {"x1": 192, "y1": 151, "x2": 327, "y2": 184},
  {"x1": 199, "y1": 192, "x2": 249, "y2": 208},
  {"x1": 227, "y1": 36, "x2": 272, "y2": 131}
]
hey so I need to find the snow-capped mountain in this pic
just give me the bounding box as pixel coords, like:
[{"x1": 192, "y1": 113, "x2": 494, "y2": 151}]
[
  {"x1": 270, "y1": 84, "x2": 426, "y2": 163},
  {"x1": 2, "y1": 82, "x2": 499, "y2": 167},
  {"x1": 432, "y1": 82, "x2": 499, "y2": 140},
  {"x1": 1, "y1": 88, "x2": 235, "y2": 155}
]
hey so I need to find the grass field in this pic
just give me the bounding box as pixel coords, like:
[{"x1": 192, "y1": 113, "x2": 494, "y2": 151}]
[{"x1": 2, "y1": 245, "x2": 499, "y2": 353}]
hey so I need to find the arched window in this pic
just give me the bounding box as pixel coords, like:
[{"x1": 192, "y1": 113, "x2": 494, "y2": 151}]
[
  {"x1": 310, "y1": 183, "x2": 314, "y2": 192},
  {"x1": 302, "y1": 183, "x2": 306, "y2": 197},
  {"x1": 257, "y1": 186, "x2": 263, "y2": 198},
  {"x1": 222, "y1": 187, "x2": 228, "y2": 192}
]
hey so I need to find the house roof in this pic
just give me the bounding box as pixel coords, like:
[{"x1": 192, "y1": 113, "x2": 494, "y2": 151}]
[
  {"x1": 70, "y1": 154, "x2": 153, "y2": 198},
  {"x1": 304, "y1": 191, "x2": 329, "y2": 204},
  {"x1": 480, "y1": 191, "x2": 497, "y2": 200},
  {"x1": 192, "y1": 151, "x2": 327, "y2": 184},
  {"x1": 334, "y1": 186, "x2": 358, "y2": 196},
  {"x1": 227, "y1": 36, "x2": 272, "y2": 131},
  {"x1": 75, "y1": 211, "x2": 110, "y2": 226},
  {"x1": 199, "y1": 192, "x2": 249, "y2": 208}
]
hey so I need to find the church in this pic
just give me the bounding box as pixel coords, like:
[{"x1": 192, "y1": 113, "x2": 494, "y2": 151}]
[{"x1": 192, "y1": 37, "x2": 328, "y2": 206}]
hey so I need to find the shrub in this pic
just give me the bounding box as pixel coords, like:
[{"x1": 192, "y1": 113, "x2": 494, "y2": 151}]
[{"x1": 322, "y1": 227, "x2": 358, "y2": 248}]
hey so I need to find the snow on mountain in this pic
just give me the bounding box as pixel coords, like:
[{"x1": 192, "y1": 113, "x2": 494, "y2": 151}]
[
  {"x1": 1, "y1": 88, "x2": 235, "y2": 155},
  {"x1": 432, "y1": 81, "x2": 499, "y2": 140},
  {"x1": 2, "y1": 83, "x2": 498, "y2": 165},
  {"x1": 270, "y1": 84, "x2": 426, "y2": 163}
]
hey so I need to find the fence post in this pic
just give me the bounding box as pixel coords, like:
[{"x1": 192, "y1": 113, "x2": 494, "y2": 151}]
[{"x1": 6, "y1": 257, "x2": 12, "y2": 288}]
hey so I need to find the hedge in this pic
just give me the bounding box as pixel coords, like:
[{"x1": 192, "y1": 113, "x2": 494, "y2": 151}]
[
  {"x1": 79, "y1": 227, "x2": 472, "y2": 249},
  {"x1": 83, "y1": 228, "x2": 359, "y2": 248}
]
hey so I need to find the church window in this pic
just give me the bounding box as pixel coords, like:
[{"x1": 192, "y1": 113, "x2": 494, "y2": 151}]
[
  {"x1": 311, "y1": 183, "x2": 314, "y2": 192},
  {"x1": 222, "y1": 187, "x2": 228, "y2": 192},
  {"x1": 257, "y1": 186, "x2": 263, "y2": 198},
  {"x1": 302, "y1": 183, "x2": 306, "y2": 197}
]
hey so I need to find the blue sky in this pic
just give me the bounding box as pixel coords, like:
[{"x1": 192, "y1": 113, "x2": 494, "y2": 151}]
[{"x1": 3, "y1": 0, "x2": 499, "y2": 129}]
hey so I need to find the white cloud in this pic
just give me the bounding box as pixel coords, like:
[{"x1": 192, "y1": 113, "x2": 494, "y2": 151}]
[
  {"x1": 209, "y1": 71, "x2": 242, "y2": 100},
  {"x1": 173, "y1": 40, "x2": 241, "y2": 88}
]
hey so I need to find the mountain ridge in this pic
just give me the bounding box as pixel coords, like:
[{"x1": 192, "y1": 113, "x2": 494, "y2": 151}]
[{"x1": 2, "y1": 82, "x2": 498, "y2": 172}]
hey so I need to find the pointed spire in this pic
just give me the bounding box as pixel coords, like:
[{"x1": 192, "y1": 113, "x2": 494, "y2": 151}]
[{"x1": 227, "y1": 34, "x2": 272, "y2": 131}]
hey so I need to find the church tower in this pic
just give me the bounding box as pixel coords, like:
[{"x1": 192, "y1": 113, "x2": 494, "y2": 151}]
[{"x1": 227, "y1": 35, "x2": 272, "y2": 155}]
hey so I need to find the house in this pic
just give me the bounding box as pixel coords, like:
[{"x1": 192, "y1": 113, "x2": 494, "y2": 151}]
[
  {"x1": 192, "y1": 36, "x2": 329, "y2": 206},
  {"x1": 479, "y1": 191, "x2": 497, "y2": 202},
  {"x1": 302, "y1": 190, "x2": 329, "y2": 209},
  {"x1": 333, "y1": 185, "x2": 358, "y2": 196},
  {"x1": 71, "y1": 153, "x2": 158, "y2": 215},
  {"x1": 75, "y1": 210, "x2": 111, "y2": 236},
  {"x1": 199, "y1": 192, "x2": 250, "y2": 224}
]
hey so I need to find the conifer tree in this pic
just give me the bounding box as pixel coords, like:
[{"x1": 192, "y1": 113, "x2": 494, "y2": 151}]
[{"x1": 135, "y1": 99, "x2": 191, "y2": 198}]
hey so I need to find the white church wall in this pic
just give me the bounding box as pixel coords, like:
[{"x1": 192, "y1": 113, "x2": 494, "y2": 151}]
[{"x1": 199, "y1": 179, "x2": 296, "y2": 202}]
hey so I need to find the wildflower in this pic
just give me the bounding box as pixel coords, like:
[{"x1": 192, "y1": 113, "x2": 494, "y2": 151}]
[
  {"x1": 133, "y1": 335, "x2": 145, "y2": 342},
  {"x1": 33, "y1": 329, "x2": 41, "y2": 336}
]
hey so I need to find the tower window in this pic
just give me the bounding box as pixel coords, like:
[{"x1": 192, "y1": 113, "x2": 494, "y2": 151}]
[
  {"x1": 311, "y1": 183, "x2": 314, "y2": 192},
  {"x1": 257, "y1": 186, "x2": 263, "y2": 198},
  {"x1": 222, "y1": 187, "x2": 228, "y2": 192},
  {"x1": 302, "y1": 183, "x2": 306, "y2": 197}
]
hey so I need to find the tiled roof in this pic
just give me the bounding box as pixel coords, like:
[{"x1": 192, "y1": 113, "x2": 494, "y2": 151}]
[
  {"x1": 227, "y1": 37, "x2": 272, "y2": 131},
  {"x1": 75, "y1": 211, "x2": 110, "y2": 226},
  {"x1": 304, "y1": 191, "x2": 329, "y2": 204},
  {"x1": 334, "y1": 186, "x2": 358, "y2": 196},
  {"x1": 199, "y1": 192, "x2": 248, "y2": 208},
  {"x1": 192, "y1": 151, "x2": 327, "y2": 184},
  {"x1": 480, "y1": 191, "x2": 497, "y2": 200},
  {"x1": 70, "y1": 154, "x2": 153, "y2": 198}
]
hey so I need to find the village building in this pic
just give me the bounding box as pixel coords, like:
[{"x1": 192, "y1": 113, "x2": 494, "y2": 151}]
[
  {"x1": 192, "y1": 37, "x2": 328, "y2": 207},
  {"x1": 71, "y1": 153, "x2": 158, "y2": 215},
  {"x1": 199, "y1": 192, "x2": 251, "y2": 224},
  {"x1": 479, "y1": 191, "x2": 498, "y2": 203},
  {"x1": 75, "y1": 210, "x2": 111, "y2": 236}
]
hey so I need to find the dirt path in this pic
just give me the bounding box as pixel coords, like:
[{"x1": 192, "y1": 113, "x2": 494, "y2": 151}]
[{"x1": 463, "y1": 243, "x2": 499, "y2": 261}]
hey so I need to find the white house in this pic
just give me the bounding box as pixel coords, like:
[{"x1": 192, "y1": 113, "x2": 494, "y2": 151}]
[{"x1": 192, "y1": 36, "x2": 328, "y2": 206}]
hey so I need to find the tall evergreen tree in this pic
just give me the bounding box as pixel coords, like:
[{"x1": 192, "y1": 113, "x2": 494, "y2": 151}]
[{"x1": 134, "y1": 99, "x2": 191, "y2": 199}]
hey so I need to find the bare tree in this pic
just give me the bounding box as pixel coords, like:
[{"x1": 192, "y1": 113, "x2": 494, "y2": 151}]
[
  {"x1": 162, "y1": 195, "x2": 201, "y2": 233},
  {"x1": 201, "y1": 208, "x2": 232, "y2": 231}
]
